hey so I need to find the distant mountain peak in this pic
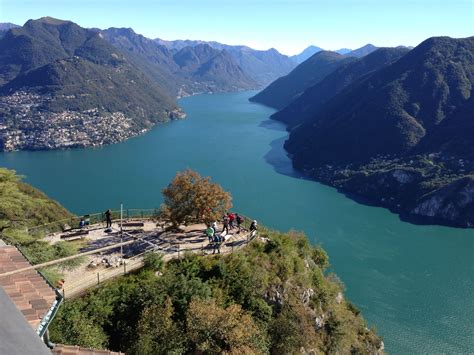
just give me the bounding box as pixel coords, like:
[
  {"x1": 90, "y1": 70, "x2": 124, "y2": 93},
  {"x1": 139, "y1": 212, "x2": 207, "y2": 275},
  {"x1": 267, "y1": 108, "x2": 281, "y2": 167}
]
[
  {"x1": 34, "y1": 16, "x2": 72, "y2": 25},
  {"x1": 346, "y1": 44, "x2": 378, "y2": 58},
  {"x1": 292, "y1": 45, "x2": 323, "y2": 64},
  {"x1": 106, "y1": 27, "x2": 137, "y2": 37},
  {"x1": 0, "y1": 23, "x2": 19, "y2": 31},
  {"x1": 251, "y1": 48, "x2": 355, "y2": 109},
  {"x1": 335, "y1": 48, "x2": 352, "y2": 55}
]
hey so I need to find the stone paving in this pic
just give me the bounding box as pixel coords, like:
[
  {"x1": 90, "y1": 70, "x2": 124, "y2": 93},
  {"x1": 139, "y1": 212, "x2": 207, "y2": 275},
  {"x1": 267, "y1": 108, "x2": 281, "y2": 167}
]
[{"x1": 46, "y1": 220, "x2": 252, "y2": 298}]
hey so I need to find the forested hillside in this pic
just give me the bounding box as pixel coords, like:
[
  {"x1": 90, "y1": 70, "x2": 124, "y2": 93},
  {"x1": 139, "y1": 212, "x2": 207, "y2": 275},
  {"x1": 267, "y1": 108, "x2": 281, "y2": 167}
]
[
  {"x1": 50, "y1": 229, "x2": 383, "y2": 354},
  {"x1": 284, "y1": 36, "x2": 474, "y2": 226}
]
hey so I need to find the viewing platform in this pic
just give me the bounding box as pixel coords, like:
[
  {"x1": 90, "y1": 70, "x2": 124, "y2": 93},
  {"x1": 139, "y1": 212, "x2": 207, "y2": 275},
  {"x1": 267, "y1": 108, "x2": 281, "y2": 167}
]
[{"x1": 14, "y1": 210, "x2": 258, "y2": 299}]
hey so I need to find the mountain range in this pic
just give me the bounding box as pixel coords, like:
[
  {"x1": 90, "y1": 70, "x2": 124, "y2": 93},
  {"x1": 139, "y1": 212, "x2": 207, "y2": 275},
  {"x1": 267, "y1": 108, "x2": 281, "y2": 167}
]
[
  {"x1": 346, "y1": 44, "x2": 378, "y2": 58},
  {"x1": 249, "y1": 51, "x2": 357, "y2": 109},
  {"x1": 271, "y1": 46, "x2": 410, "y2": 128},
  {"x1": 101, "y1": 28, "x2": 257, "y2": 95},
  {"x1": 0, "y1": 17, "x2": 179, "y2": 133},
  {"x1": 291, "y1": 44, "x2": 379, "y2": 63},
  {"x1": 257, "y1": 35, "x2": 474, "y2": 226},
  {"x1": 0, "y1": 17, "x2": 288, "y2": 151},
  {"x1": 155, "y1": 38, "x2": 296, "y2": 86}
]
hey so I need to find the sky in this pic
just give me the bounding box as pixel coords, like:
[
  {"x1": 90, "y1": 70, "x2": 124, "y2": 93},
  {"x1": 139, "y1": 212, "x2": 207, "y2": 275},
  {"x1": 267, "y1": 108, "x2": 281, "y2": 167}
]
[{"x1": 0, "y1": 0, "x2": 472, "y2": 55}]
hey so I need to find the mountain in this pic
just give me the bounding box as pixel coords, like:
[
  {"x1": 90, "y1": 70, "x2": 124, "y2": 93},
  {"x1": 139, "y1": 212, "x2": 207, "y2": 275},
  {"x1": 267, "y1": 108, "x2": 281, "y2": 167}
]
[
  {"x1": 0, "y1": 23, "x2": 19, "y2": 37},
  {"x1": 156, "y1": 38, "x2": 296, "y2": 86},
  {"x1": 172, "y1": 43, "x2": 257, "y2": 91},
  {"x1": 347, "y1": 44, "x2": 378, "y2": 58},
  {"x1": 335, "y1": 48, "x2": 352, "y2": 55},
  {"x1": 101, "y1": 29, "x2": 256, "y2": 95},
  {"x1": 0, "y1": 23, "x2": 19, "y2": 30},
  {"x1": 100, "y1": 27, "x2": 183, "y2": 95},
  {"x1": 0, "y1": 17, "x2": 181, "y2": 151},
  {"x1": 291, "y1": 45, "x2": 323, "y2": 63},
  {"x1": 284, "y1": 36, "x2": 474, "y2": 226},
  {"x1": 249, "y1": 51, "x2": 356, "y2": 109},
  {"x1": 271, "y1": 47, "x2": 410, "y2": 128}
]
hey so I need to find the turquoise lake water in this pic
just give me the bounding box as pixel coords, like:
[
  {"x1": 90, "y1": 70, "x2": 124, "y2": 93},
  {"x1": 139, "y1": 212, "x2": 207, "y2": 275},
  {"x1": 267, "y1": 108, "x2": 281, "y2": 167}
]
[{"x1": 0, "y1": 91, "x2": 473, "y2": 353}]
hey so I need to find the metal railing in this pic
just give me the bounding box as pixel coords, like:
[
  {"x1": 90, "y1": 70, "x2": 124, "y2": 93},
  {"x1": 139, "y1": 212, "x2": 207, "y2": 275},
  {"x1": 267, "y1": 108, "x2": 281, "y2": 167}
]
[
  {"x1": 27, "y1": 208, "x2": 161, "y2": 237},
  {"x1": 62, "y1": 228, "x2": 257, "y2": 299},
  {"x1": 20, "y1": 209, "x2": 259, "y2": 298}
]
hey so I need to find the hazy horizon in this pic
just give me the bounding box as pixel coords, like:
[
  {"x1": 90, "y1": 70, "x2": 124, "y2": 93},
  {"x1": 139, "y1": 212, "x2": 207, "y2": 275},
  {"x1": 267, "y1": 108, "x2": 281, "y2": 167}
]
[{"x1": 1, "y1": 0, "x2": 472, "y2": 55}]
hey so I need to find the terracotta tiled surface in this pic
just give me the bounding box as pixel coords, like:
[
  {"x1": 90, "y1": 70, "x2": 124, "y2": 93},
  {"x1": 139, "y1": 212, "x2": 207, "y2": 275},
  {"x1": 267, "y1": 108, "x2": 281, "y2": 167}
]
[
  {"x1": 0, "y1": 246, "x2": 57, "y2": 330},
  {"x1": 52, "y1": 345, "x2": 124, "y2": 354}
]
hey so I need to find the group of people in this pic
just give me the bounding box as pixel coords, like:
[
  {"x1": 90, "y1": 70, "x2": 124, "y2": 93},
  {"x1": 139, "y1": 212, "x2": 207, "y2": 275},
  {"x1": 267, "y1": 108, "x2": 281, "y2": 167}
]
[
  {"x1": 220, "y1": 212, "x2": 245, "y2": 234},
  {"x1": 205, "y1": 213, "x2": 258, "y2": 254}
]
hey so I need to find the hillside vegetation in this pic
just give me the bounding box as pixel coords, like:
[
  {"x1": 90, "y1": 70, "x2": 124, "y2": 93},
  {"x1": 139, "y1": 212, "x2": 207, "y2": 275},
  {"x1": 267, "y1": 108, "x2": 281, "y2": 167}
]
[
  {"x1": 249, "y1": 51, "x2": 356, "y2": 109},
  {"x1": 155, "y1": 38, "x2": 296, "y2": 86},
  {"x1": 0, "y1": 168, "x2": 81, "y2": 281},
  {"x1": 101, "y1": 29, "x2": 257, "y2": 95},
  {"x1": 0, "y1": 17, "x2": 178, "y2": 122},
  {"x1": 274, "y1": 36, "x2": 474, "y2": 226},
  {"x1": 0, "y1": 167, "x2": 383, "y2": 352},
  {"x1": 50, "y1": 228, "x2": 383, "y2": 354},
  {"x1": 272, "y1": 47, "x2": 409, "y2": 129},
  {"x1": 0, "y1": 17, "x2": 268, "y2": 152}
]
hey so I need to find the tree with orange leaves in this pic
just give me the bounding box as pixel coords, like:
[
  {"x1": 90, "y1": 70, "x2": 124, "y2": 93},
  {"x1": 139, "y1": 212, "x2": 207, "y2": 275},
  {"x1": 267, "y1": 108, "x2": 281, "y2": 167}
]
[{"x1": 161, "y1": 169, "x2": 232, "y2": 228}]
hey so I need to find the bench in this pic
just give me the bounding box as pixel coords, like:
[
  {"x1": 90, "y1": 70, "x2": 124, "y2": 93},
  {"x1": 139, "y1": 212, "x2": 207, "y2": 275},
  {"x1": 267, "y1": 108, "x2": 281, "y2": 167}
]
[
  {"x1": 60, "y1": 230, "x2": 89, "y2": 241},
  {"x1": 122, "y1": 222, "x2": 145, "y2": 228}
]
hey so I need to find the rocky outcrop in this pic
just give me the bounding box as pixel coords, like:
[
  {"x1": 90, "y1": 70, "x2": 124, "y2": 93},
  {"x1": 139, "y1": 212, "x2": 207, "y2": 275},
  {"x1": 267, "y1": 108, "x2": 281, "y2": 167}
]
[
  {"x1": 300, "y1": 154, "x2": 474, "y2": 227},
  {"x1": 412, "y1": 176, "x2": 474, "y2": 226}
]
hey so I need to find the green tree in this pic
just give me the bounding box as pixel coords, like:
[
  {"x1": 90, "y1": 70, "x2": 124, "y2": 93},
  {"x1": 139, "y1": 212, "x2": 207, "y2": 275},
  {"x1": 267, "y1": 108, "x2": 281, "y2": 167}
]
[
  {"x1": 49, "y1": 302, "x2": 108, "y2": 349},
  {"x1": 186, "y1": 298, "x2": 268, "y2": 354},
  {"x1": 133, "y1": 298, "x2": 186, "y2": 355},
  {"x1": 161, "y1": 169, "x2": 232, "y2": 228}
]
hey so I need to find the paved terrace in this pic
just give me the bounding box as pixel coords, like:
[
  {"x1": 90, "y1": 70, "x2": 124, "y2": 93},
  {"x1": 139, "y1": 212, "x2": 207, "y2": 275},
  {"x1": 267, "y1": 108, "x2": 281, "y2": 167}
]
[{"x1": 42, "y1": 219, "x2": 256, "y2": 299}]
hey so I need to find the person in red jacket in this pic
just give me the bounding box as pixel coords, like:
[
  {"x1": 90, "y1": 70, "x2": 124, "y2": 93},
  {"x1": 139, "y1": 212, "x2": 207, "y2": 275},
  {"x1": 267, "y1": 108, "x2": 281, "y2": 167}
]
[{"x1": 228, "y1": 212, "x2": 235, "y2": 229}]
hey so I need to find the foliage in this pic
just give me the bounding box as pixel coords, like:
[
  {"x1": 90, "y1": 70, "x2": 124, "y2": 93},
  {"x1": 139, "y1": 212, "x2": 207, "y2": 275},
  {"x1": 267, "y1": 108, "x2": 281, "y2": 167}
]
[
  {"x1": 0, "y1": 18, "x2": 177, "y2": 126},
  {"x1": 161, "y1": 169, "x2": 232, "y2": 227},
  {"x1": 21, "y1": 240, "x2": 85, "y2": 269},
  {"x1": 49, "y1": 301, "x2": 109, "y2": 349},
  {"x1": 143, "y1": 252, "x2": 164, "y2": 271},
  {"x1": 280, "y1": 37, "x2": 474, "y2": 227},
  {"x1": 50, "y1": 228, "x2": 383, "y2": 354},
  {"x1": 0, "y1": 168, "x2": 81, "y2": 283},
  {"x1": 272, "y1": 47, "x2": 409, "y2": 128},
  {"x1": 250, "y1": 51, "x2": 356, "y2": 110},
  {"x1": 0, "y1": 168, "x2": 72, "y2": 241},
  {"x1": 38, "y1": 267, "x2": 64, "y2": 286},
  {"x1": 186, "y1": 298, "x2": 268, "y2": 354}
]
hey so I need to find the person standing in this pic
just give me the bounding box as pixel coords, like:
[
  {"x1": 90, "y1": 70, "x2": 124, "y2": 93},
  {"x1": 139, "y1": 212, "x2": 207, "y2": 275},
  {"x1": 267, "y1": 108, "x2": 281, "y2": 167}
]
[
  {"x1": 236, "y1": 214, "x2": 244, "y2": 232},
  {"x1": 222, "y1": 215, "x2": 229, "y2": 234},
  {"x1": 105, "y1": 209, "x2": 112, "y2": 228},
  {"x1": 206, "y1": 224, "x2": 215, "y2": 243},
  {"x1": 250, "y1": 220, "x2": 257, "y2": 232},
  {"x1": 213, "y1": 233, "x2": 222, "y2": 254},
  {"x1": 211, "y1": 221, "x2": 218, "y2": 234},
  {"x1": 228, "y1": 212, "x2": 235, "y2": 229}
]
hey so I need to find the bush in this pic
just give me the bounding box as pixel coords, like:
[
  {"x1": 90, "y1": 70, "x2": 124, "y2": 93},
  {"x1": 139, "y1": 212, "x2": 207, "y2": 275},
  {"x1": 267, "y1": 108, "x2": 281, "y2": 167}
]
[{"x1": 143, "y1": 252, "x2": 164, "y2": 271}]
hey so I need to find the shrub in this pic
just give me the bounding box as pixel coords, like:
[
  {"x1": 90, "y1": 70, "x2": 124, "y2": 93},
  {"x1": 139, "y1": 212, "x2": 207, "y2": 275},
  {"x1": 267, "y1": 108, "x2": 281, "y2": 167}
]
[{"x1": 143, "y1": 252, "x2": 164, "y2": 271}]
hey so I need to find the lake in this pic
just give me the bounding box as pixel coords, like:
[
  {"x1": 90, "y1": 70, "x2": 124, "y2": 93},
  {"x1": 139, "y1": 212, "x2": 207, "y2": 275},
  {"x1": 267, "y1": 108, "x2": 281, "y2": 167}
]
[{"x1": 1, "y1": 91, "x2": 473, "y2": 353}]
